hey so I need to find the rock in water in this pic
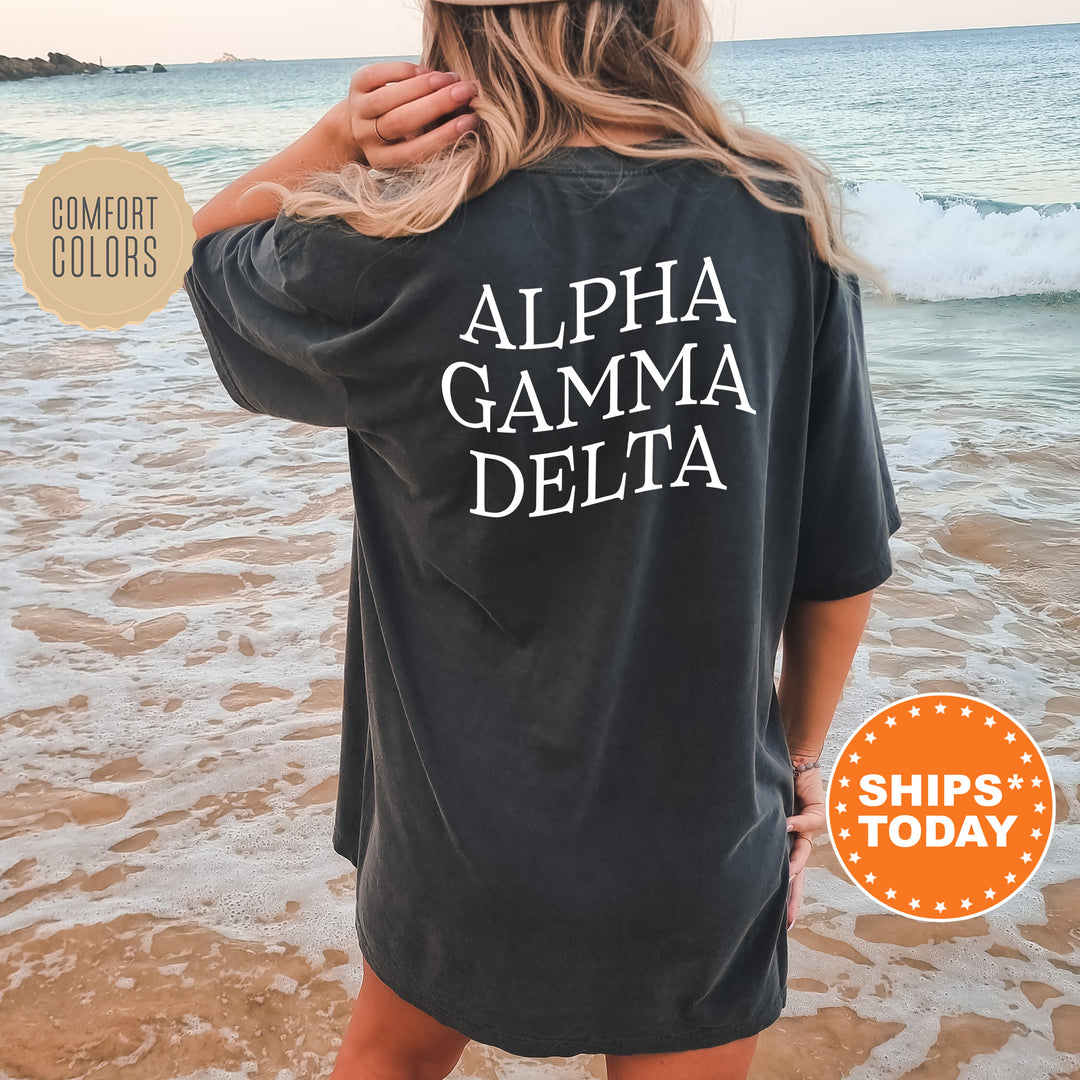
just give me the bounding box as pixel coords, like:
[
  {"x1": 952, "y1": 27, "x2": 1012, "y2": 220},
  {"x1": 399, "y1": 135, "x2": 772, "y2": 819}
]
[{"x1": 0, "y1": 51, "x2": 104, "y2": 80}]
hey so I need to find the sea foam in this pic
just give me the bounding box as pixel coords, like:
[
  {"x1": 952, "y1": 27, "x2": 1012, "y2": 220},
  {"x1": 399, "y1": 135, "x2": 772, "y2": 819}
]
[{"x1": 843, "y1": 180, "x2": 1080, "y2": 301}]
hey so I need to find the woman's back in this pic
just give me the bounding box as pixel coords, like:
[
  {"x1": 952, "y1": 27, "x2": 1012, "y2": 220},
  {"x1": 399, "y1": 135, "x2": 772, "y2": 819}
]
[{"x1": 184, "y1": 137, "x2": 901, "y2": 1056}]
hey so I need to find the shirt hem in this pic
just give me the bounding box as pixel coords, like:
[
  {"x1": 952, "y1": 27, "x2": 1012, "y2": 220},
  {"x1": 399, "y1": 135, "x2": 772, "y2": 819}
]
[
  {"x1": 789, "y1": 547, "x2": 896, "y2": 602},
  {"x1": 353, "y1": 909, "x2": 786, "y2": 1057},
  {"x1": 333, "y1": 833, "x2": 359, "y2": 868}
]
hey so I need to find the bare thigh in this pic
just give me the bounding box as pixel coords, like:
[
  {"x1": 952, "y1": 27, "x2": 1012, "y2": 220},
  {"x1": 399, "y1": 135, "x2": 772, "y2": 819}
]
[
  {"x1": 605, "y1": 1033, "x2": 760, "y2": 1080},
  {"x1": 330, "y1": 957, "x2": 471, "y2": 1080}
]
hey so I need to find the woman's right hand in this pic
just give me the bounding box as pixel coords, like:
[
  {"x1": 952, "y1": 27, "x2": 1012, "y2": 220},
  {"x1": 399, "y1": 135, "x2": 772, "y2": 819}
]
[
  {"x1": 343, "y1": 60, "x2": 479, "y2": 169},
  {"x1": 785, "y1": 763, "x2": 826, "y2": 931}
]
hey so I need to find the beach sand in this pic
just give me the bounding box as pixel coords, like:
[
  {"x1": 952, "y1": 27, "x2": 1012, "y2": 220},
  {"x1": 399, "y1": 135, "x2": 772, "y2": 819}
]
[{"x1": 3, "y1": 308, "x2": 1080, "y2": 1080}]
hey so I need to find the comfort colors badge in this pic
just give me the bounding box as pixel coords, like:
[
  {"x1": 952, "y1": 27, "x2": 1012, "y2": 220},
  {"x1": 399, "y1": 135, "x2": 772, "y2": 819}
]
[
  {"x1": 826, "y1": 692, "x2": 1055, "y2": 921},
  {"x1": 11, "y1": 144, "x2": 195, "y2": 330}
]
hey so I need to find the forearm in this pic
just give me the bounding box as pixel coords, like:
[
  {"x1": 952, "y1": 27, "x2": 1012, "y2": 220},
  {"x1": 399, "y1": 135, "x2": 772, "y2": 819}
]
[
  {"x1": 778, "y1": 589, "x2": 875, "y2": 759},
  {"x1": 192, "y1": 98, "x2": 355, "y2": 241}
]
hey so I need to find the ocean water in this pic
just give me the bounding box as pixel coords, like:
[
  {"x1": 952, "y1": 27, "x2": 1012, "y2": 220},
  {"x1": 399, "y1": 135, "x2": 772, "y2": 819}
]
[{"x1": 1, "y1": 21, "x2": 1079, "y2": 1080}]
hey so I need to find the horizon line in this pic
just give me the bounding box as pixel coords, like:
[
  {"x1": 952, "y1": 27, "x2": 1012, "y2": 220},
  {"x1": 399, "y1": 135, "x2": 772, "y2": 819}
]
[{"x1": 36, "y1": 17, "x2": 1078, "y2": 68}]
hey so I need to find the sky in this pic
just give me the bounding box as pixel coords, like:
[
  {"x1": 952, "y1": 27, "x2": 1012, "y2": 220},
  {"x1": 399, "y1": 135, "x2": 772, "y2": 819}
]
[{"x1": 3, "y1": 0, "x2": 1077, "y2": 67}]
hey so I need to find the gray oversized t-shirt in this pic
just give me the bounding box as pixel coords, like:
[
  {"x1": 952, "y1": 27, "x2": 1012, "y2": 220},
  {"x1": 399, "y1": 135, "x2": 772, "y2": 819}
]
[{"x1": 184, "y1": 139, "x2": 902, "y2": 1057}]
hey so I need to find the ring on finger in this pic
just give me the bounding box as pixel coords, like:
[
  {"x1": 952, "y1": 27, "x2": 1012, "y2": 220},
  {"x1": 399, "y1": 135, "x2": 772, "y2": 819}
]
[{"x1": 373, "y1": 114, "x2": 394, "y2": 144}]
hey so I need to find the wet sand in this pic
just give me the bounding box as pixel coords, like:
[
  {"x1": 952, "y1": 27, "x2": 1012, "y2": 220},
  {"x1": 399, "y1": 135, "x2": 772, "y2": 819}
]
[{"x1": 3, "y1": 311, "x2": 1080, "y2": 1079}]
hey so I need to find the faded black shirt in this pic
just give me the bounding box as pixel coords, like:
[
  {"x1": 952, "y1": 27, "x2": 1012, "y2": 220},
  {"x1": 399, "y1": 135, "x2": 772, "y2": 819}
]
[{"x1": 183, "y1": 141, "x2": 902, "y2": 1057}]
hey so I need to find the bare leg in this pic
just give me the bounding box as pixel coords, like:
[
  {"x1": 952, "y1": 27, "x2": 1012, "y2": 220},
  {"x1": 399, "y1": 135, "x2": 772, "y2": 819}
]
[
  {"x1": 329, "y1": 957, "x2": 471, "y2": 1080},
  {"x1": 606, "y1": 1033, "x2": 760, "y2": 1080}
]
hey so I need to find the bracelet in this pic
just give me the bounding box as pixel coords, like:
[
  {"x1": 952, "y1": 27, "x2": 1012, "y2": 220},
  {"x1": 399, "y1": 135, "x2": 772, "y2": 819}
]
[{"x1": 792, "y1": 759, "x2": 821, "y2": 779}]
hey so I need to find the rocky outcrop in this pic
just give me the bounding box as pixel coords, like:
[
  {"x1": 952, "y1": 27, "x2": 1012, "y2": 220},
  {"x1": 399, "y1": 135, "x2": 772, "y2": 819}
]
[
  {"x1": 212, "y1": 52, "x2": 262, "y2": 62},
  {"x1": 0, "y1": 51, "x2": 104, "y2": 80},
  {"x1": 0, "y1": 52, "x2": 167, "y2": 81}
]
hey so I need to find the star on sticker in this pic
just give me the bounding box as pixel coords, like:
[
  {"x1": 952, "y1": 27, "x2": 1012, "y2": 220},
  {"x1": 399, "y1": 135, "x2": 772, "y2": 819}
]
[
  {"x1": 864, "y1": 731, "x2": 877, "y2": 743},
  {"x1": 960, "y1": 898, "x2": 972, "y2": 909},
  {"x1": 835, "y1": 802, "x2": 847, "y2": 813},
  {"x1": 984, "y1": 716, "x2": 996, "y2": 728},
  {"x1": 865, "y1": 872, "x2": 876, "y2": 884},
  {"x1": 1031, "y1": 777, "x2": 1043, "y2": 788},
  {"x1": 960, "y1": 706, "x2": 972, "y2": 717},
  {"x1": 1034, "y1": 802, "x2": 1045, "y2": 813},
  {"x1": 935, "y1": 901, "x2": 946, "y2": 912},
  {"x1": 1005, "y1": 873, "x2": 1016, "y2": 884},
  {"x1": 909, "y1": 706, "x2": 921, "y2": 717},
  {"x1": 849, "y1": 751, "x2": 861, "y2": 764},
  {"x1": 1008, "y1": 773, "x2": 1023, "y2": 789},
  {"x1": 839, "y1": 828, "x2": 851, "y2": 839},
  {"x1": 838, "y1": 776, "x2": 851, "y2": 787},
  {"x1": 1031, "y1": 828, "x2": 1042, "y2": 840},
  {"x1": 1005, "y1": 731, "x2": 1016, "y2": 743},
  {"x1": 885, "y1": 716, "x2": 897, "y2": 727},
  {"x1": 1021, "y1": 752, "x2": 1032, "y2": 764},
  {"x1": 909, "y1": 898, "x2": 920, "y2": 909},
  {"x1": 850, "y1": 852, "x2": 861, "y2": 863},
  {"x1": 885, "y1": 888, "x2": 897, "y2": 899},
  {"x1": 984, "y1": 888, "x2": 996, "y2": 899},
  {"x1": 935, "y1": 702, "x2": 947, "y2": 714},
  {"x1": 1021, "y1": 852, "x2": 1032, "y2": 863}
]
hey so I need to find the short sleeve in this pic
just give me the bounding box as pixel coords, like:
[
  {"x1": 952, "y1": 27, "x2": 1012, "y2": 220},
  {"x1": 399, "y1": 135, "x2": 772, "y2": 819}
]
[
  {"x1": 183, "y1": 213, "x2": 349, "y2": 428},
  {"x1": 790, "y1": 264, "x2": 903, "y2": 601}
]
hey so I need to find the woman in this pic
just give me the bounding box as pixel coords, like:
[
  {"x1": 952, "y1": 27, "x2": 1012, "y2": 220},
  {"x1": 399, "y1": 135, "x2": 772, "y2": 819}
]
[{"x1": 183, "y1": 1, "x2": 903, "y2": 1077}]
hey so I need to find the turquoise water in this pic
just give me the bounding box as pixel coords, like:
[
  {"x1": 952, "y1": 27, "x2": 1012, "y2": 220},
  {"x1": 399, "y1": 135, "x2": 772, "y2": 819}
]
[{"x1": 714, "y1": 22, "x2": 1080, "y2": 207}]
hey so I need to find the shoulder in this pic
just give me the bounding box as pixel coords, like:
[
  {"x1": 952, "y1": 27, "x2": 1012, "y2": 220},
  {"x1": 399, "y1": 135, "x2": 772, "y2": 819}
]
[
  {"x1": 807, "y1": 250, "x2": 863, "y2": 355},
  {"x1": 711, "y1": 156, "x2": 819, "y2": 291},
  {"x1": 728, "y1": 150, "x2": 806, "y2": 208},
  {"x1": 271, "y1": 210, "x2": 392, "y2": 259},
  {"x1": 260, "y1": 210, "x2": 430, "y2": 319}
]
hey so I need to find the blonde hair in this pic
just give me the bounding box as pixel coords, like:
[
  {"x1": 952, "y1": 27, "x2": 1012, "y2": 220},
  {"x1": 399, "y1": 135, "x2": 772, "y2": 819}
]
[{"x1": 250, "y1": 0, "x2": 893, "y2": 299}]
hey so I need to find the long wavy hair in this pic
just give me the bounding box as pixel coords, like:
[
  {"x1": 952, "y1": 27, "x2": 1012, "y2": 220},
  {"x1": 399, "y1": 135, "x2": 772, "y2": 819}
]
[{"x1": 249, "y1": 0, "x2": 893, "y2": 298}]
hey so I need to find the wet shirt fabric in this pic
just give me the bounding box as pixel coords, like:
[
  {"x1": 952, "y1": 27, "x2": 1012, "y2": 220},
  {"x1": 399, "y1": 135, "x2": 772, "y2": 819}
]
[{"x1": 183, "y1": 140, "x2": 903, "y2": 1057}]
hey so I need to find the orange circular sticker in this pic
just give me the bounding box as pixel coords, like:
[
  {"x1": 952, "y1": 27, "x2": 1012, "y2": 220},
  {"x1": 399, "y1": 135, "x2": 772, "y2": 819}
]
[
  {"x1": 826, "y1": 693, "x2": 1054, "y2": 921},
  {"x1": 11, "y1": 144, "x2": 195, "y2": 330}
]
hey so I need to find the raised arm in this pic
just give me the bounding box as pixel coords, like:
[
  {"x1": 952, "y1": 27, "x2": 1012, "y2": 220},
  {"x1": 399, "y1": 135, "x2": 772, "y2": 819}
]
[{"x1": 192, "y1": 60, "x2": 479, "y2": 240}]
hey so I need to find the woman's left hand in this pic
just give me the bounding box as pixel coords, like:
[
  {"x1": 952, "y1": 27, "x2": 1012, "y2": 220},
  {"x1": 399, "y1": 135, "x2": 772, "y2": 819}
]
[{"x1": 344, "y1": 60, "x2": 479, "y2": 169}]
